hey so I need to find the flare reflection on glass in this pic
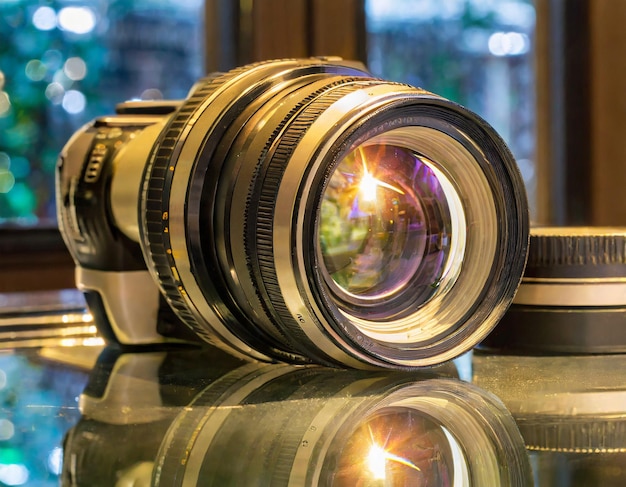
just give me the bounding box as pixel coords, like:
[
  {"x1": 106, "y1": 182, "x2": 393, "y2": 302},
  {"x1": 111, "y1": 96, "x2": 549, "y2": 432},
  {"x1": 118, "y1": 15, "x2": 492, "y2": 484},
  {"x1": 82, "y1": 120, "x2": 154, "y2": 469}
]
[
  {"x1": 366, "y1": 433, "x2": 424, "y2": 482},
  {"x1": 334, "y1": 406, "x2": 458, "y2": 486}
]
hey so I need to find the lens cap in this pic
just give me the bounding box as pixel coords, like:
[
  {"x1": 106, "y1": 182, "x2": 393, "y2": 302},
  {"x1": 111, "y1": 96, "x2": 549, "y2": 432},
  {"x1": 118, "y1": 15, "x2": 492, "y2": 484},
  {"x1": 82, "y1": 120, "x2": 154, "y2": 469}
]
[{"x1": 480, "y1": 226, "x2": 626, "y2": 354}]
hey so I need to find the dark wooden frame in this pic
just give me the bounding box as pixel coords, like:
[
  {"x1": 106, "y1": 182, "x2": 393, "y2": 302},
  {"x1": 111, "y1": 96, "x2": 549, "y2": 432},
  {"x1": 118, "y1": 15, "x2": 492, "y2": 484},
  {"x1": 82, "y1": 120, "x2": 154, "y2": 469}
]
[
  {"x1": 536, "y1": 0, "x2": 626, "y2": 226},
  {"x1": 205, "y1": 0, "x2": 365, "y2": 71}
]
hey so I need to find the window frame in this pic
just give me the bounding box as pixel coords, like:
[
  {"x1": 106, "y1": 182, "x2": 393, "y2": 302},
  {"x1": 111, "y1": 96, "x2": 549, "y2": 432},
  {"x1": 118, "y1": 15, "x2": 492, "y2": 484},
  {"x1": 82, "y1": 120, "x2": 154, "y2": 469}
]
[{"x1": 16, "y1": 0, "x2": 622, "y2": 288}]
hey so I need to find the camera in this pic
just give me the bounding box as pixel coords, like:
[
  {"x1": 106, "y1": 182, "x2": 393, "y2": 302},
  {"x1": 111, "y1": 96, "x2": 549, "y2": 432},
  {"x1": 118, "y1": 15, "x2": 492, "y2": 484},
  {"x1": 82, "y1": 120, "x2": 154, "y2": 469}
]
[{"x1": 56, "y1": 57, "x2": 528, "y2": 369}]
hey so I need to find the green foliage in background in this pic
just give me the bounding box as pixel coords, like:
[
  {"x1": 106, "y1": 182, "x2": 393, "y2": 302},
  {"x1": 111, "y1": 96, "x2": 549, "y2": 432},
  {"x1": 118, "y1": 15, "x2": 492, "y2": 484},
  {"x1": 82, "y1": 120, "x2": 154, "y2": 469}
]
[{"x1": 0, "y1": 0, "x2": 202, "y2": 225}]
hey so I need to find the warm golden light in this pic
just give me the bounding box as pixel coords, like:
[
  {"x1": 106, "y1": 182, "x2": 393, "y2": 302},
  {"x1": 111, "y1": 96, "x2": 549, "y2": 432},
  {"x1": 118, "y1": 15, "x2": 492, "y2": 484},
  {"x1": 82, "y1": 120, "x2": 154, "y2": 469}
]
[
  {"x1": 359, "y1": 170, "x2": 380, "y2": 202},
  {"x1": 367, "y1": 441, "x2": 421, "y2": 482},
  {"x1": 358, "y1": 147, "x2": 404, "y2": 204},
  {"x1": 368, "y1": 444, "x2": 388, "y2": 480}
]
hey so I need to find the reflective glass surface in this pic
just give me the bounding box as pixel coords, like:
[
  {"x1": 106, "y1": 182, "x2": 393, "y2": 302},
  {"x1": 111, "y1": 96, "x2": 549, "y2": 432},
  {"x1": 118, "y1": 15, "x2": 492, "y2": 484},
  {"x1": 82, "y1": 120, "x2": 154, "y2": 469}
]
[{"x1": 1, "y1": 291, "x2": 625, "y2": 486}]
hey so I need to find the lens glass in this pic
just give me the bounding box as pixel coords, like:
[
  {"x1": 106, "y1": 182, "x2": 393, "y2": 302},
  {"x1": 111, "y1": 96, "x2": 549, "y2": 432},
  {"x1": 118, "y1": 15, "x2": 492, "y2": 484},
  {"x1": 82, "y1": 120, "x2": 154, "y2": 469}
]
[
  {"x1": 329, "y1": 406, "x2": 459, "y2": 486},
  {"x1": 319, "y1": 143, "x2": 452, "y2": 305}
]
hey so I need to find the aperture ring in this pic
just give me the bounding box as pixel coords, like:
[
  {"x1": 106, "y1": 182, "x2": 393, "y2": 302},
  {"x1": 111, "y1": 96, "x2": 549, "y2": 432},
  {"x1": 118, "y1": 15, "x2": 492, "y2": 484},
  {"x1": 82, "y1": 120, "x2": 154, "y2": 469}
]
[{"x1": 141, "y1": 75, "x2": 237, "y2": 346}]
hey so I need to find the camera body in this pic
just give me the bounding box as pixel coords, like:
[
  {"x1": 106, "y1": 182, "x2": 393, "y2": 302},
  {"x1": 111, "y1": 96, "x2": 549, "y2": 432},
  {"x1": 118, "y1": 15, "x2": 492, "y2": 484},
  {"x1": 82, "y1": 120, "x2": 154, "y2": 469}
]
[
  {"x1": 57, "y1": 57, "x2": 529, "y2": 369},
  {"x1": 57, "y1": 101, "x2": 190, "y2": 347}
]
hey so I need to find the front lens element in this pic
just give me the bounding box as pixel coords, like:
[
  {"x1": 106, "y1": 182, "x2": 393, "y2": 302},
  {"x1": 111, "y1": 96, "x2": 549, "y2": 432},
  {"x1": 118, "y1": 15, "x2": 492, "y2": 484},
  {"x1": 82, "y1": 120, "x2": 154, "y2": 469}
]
[{"x1": 319, "y1": 143, "x2": 453, "y2": 306}]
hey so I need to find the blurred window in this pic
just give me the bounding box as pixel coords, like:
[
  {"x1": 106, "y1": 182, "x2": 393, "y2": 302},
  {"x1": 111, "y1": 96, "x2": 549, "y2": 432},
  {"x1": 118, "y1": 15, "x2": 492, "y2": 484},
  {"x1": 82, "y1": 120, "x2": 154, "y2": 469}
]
[
  {"x1": 365, "y1": 0, "x2": 536, "y2": 215},
  {"x1": 0, "y1": 0, "x2": 204, "y2": 226}
]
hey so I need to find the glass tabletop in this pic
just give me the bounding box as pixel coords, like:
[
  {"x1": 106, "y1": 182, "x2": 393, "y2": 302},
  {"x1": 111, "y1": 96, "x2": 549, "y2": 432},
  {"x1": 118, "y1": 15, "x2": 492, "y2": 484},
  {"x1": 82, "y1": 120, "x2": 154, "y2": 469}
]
[{"x1": 0, "y1": 291, "x2": 624, "y2": 486}]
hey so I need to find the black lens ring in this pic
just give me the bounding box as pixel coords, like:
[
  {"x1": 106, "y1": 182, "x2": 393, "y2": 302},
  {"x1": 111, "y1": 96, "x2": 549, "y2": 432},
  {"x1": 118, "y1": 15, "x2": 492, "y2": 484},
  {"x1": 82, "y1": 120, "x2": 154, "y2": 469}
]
[
  {"x1": 300, "y1": 99, "x2": 528, "y2": 364},
  {"x1": 245, "y1": 80, "x2": 385, "y2": 367},
  {"x1": 140, "y1": 74, "x2": 238, "y2": 347},
  {"x1": 197, "y1": 74, "x2": 372, "y2": 360},
  {"x1": 187, "y1": 69, "x2": 375, "y2": 364},
  {"x1": 141, "y1": 59, "x2": 340, "y2": 358},
  {"x1": 145, "y1": 59, "x2": 377, "y2": 364}
]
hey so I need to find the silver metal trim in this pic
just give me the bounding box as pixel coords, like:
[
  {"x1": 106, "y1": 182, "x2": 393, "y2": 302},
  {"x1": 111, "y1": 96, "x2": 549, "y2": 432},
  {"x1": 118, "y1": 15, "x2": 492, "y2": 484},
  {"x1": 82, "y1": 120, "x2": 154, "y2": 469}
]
[
  {"x1": 514, "y1": 278, "x2": 626, "y2": 306},
  {"x1": 76, "y1": 267, "x2": 165, "y2": 344},
  {"x1": 110, "y1": 120, "x2": 168, "y2": 242}
]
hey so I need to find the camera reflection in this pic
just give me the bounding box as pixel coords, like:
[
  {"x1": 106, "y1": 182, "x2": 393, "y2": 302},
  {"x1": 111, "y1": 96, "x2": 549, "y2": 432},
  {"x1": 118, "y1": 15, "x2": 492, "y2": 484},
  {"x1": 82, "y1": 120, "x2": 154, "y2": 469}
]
[{"x1": 62, "y1": 347, "x2": 531, "y2": 486}]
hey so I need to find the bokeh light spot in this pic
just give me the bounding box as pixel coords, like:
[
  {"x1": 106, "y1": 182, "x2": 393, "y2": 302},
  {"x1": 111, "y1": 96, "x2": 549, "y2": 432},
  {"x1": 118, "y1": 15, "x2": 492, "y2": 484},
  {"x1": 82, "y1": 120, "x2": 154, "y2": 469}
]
[
  {"x1": 42, "y1": 50, "x2": 63, "y2": 71},
  {"x1": 63, "y1": 57, "x2": 87, "y2": 81},
  {"x1": 0, "y1": 170, "x2": 15, "y2": 193},
  {"x1": 25, "y1": 60, "x2": 47, "y2": 81},
  {"x1": 488, "y1": 31, "x2": 529, "y2": 57},
  {"x1": 140, "y1": 88, "x2": 164, "y2": 100},
  {"x1": 58, "y1": 7, "x2": 96, "y2": 35},
  {"x1": 62, "y1": 90, "x2": 86, "y2": 114},
  {"x1": 32, "y1": 6, "x2": 57, "y2": 31},
  {"x1": 0, "y1": 464, "x2": 29, "y2": 486},
  {"x1": 47, "y1": 447, "x2": 63, "y2": 475},
  {"x1": 0, "y1": 92, "x2": 11, "y2": 117},
  {"x1": 0, "y1": 419, "x2": 15, "y2": 441},
  {"x1": 45, "y1": 82, "x2": 65, "y2": 104}
]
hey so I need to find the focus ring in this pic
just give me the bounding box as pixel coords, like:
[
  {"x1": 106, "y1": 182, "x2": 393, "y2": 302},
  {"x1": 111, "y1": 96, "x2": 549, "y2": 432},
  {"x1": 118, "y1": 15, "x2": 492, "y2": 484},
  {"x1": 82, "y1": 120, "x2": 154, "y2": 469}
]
[
  {"x1": 249, "y1": 81, "x2": 377, "y2": 361},
  {"x1": 141, "y1": 74, "x2": 242, "y2": 342}
]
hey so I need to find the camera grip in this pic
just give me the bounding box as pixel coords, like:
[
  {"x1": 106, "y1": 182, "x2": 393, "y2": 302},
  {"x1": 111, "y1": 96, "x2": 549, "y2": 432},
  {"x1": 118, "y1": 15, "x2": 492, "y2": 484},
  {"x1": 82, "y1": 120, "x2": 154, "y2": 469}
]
[{"x1": 77, "y1": 267, "x2": 166, "y2": 345}]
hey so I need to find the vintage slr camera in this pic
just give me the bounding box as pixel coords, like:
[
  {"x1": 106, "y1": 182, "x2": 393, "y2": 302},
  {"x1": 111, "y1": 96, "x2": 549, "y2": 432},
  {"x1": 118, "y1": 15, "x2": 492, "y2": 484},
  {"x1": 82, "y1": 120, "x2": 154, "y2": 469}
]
[{"x1": 56, "y1": 57, "x2": 529, "y2": 369}]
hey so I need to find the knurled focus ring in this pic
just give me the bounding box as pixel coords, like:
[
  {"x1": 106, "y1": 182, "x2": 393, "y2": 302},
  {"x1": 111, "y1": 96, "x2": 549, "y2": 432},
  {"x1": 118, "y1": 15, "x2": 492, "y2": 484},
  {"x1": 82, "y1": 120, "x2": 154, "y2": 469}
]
[
  {"x1": 525, "y1": 227, "x2": 626, "y2": 278},
  {"x1": 247, "y1": 81, "x2": 380, "y2": 363},
  {"x1": 140, "y1": 73, "x2": 243, "y2": 342}
]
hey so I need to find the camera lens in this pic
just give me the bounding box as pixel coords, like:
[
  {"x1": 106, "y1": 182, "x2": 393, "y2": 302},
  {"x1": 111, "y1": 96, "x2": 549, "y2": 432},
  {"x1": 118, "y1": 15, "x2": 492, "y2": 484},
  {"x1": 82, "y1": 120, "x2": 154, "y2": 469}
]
[
  {"x1": 59, "y1": 58, "x2": 528, "y2": 368},
  {"x1": 319, "y1": 144, "x2": 455, "y2": 307}
]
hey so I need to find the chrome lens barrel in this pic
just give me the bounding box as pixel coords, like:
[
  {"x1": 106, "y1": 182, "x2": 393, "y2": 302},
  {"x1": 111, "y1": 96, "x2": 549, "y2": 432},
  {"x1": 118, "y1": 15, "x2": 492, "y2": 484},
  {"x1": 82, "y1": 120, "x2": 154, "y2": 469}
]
[{"x1": 135, "y1": 58, "x2": 528, "y2": 368}]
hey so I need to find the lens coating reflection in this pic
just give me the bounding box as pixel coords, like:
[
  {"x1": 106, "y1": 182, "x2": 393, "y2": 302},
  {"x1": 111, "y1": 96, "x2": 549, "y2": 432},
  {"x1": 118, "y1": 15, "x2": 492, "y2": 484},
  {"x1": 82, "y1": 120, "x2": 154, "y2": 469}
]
[
  {"x1": 319, "y1": 143, "x2": 452, "y2": 306},
  {"x1": 331, "y1": 407, "x2": 457, "y2": 486}
]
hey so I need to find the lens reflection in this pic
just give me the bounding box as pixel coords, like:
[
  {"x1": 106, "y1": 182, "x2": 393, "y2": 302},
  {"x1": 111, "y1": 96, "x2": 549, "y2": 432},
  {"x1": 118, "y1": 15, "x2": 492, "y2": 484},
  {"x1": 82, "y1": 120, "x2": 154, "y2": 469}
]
[
  {"x1": 332, "y1": 407, "x2": 456, "y2": 486},
  {"x1": 319, "y1": 143, "x2": 452, "y2": 305}
]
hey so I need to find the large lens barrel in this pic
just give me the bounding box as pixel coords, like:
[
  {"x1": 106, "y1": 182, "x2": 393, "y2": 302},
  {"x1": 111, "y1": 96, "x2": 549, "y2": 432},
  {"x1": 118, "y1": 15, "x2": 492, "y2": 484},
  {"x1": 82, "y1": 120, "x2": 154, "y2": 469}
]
[
  {"x1": 139, "y1": 57, "x2": 528, "y2": 368},
  {"x1": 62, "y1": 57, "x2": 528, "y2": 368}
]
